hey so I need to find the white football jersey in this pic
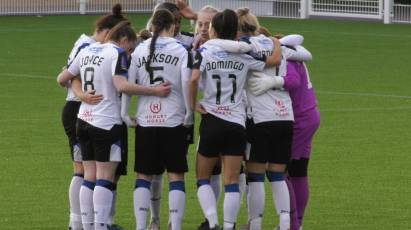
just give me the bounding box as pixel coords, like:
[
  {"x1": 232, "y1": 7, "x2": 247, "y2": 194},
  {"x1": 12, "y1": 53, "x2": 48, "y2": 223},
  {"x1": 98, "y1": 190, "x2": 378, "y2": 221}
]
[
  {"x1": 243, "y1": 35, "x2": 294, "y2": 123},
  {"x1": 194, "y1": 41, "x2": 266, "y2": 127},
  {"x1": 66, "y1": 34, "x2": 96, "y2": 101},
  {"x1": 175, "y1": 32, "x2": 194, "y2": 50},
  {"x1": 68, "y1": 42, "x2": 129, "y2": 130},
  {"x1": 130, "y1": 37, "x2": 192, "y2": 127}
]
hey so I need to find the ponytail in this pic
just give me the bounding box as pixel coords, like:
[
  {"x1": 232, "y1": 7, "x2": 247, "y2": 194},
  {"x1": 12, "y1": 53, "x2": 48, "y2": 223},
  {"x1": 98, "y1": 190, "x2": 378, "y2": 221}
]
[{"x1": 145, "y1": 9, "x2": 175, "y2": 73}]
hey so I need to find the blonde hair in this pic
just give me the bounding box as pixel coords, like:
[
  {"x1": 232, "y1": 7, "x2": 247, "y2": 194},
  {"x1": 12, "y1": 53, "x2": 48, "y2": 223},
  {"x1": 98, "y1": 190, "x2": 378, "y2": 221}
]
[
  {"x1": 199, "y1": 5, "x2": 219, "y2": 14},
  {"x1": 258, "y1": 26, "x2": 272, "y2": 37},
  {"x1": 236, "y1": 7, "x2": 260, "y2": 36},
  {"x1": 195, "y1": 5, "x2": 219, "y2": 34}
]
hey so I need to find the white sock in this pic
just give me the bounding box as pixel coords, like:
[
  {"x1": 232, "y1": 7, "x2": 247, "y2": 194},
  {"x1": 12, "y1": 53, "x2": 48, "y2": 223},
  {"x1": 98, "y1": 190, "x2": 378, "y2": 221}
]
[
  {"x1": 150, "y1": 174, "x2": 163, "y2": 222},
  {"x1": 247, "y1": 182, "x2": 265, "y2": 228},
  {"x1": 268, "y1": 172, "x2": 290, "y2": 230},
  {"x1": 239, "y1": 172, "x2": 247, "y2": 204},
  {"x1": 169, "y1": 181, "x2": 186, "y2": 230},
  {"x1": 80, "y1": 181, "x2": 95, "y2": 230},
  {"x1": 107, "y1": 189, "x2": 116, "y2": 226},
  {"x1": 210, "y1": 174, "x2": 221, "y2": 202},
  {"x1": 93, "y1": 180, "x2": 114, "y2": 229},
  {"x1": 223, "y1": 184, "x2": 241, "y2": 229},
  {"x1": 197, "y1": 181, "x2": 218, "y2": 228},
  {"x1": 69, "y1": 174, "x2": 83, "y2": 229},
  {"x1": 134, "y1": 179, "x2": 151, "y2": 230}
]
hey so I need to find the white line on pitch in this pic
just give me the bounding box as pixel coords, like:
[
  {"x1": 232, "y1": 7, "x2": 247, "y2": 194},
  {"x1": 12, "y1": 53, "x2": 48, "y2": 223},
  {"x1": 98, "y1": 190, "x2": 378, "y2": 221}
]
[
  {"x1": 317, "y1": 90, "x2": 411, "y2": 99},
  {"x1": 0, "y1": 73, "x2": 54, "y2": 80},
  {"x1": 321, "y1": 106, "x2": 411, "y2": 112}
]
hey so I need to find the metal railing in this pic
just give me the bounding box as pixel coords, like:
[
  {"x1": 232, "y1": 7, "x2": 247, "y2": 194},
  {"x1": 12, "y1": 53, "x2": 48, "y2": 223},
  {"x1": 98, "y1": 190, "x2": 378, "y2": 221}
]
[
  {"x1": 0, "y1": 0, "x2": 410, "y2": 24},
  {"x1": 0, "y1": 0, "x2": 157, "y2": 16},
  {"x1": 392, "y1": 3, "x2": 411, "y2": 23},
  {"x1": 309, "y1": 0, "x2": 383, "y2": 19}
]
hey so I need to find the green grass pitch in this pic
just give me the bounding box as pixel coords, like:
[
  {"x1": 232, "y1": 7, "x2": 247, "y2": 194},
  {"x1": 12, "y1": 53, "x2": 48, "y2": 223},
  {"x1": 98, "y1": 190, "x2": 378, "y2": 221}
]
[{"x1": 0, "y1": 13, "x2": 410, "y2": 229}]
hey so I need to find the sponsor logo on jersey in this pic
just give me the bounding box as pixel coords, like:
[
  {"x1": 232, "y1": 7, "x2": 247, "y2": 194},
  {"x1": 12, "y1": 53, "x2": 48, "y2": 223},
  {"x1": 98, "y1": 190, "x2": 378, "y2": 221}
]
[
  {"x1": 79, "y1": 109, "x2": 94, "y2": 122},
  {"x1": 212, "y1": 106, "x2": 232, "y2": 116},
  {"x1": 150, "y1": 102, "x2": 162, "y2": 113},
  {"x1": 214, "y1": 51, "x2": 228, "y2": 59},
  {"x1": 274, "y1": 99, "x2": 290, "y2": 117}
]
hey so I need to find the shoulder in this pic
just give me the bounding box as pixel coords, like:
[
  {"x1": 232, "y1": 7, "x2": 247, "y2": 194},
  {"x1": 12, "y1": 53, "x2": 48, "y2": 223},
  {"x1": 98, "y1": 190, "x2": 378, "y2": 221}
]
[
  {"x1": 74, "y1": 34, "x2": 94, "y2": 47},
  {"x1": 180, "y1": 31, "x2": 194, "y2": 37}
]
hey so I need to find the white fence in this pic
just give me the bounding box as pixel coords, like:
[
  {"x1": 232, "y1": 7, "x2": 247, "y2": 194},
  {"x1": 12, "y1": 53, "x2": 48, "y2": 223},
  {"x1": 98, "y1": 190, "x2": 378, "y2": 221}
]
[
  {"x1": 0, "y1": 0, "x2": 409, "y2": 24},
  {"x1": 392, "y1": 4, "x2": 411, "y2": 23},
  {"x1": 309, "y1": 0, "x2": 383, "y2": 19},
  {"x1": 0, "y1": 0, "x2": 157, "y2": 16}
]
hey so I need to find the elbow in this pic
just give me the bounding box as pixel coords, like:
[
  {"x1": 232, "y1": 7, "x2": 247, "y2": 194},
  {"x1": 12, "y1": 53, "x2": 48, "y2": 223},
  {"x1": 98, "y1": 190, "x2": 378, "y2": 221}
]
[{"x1": 57, "y1": 75, "x2": 66, "y2": 87}]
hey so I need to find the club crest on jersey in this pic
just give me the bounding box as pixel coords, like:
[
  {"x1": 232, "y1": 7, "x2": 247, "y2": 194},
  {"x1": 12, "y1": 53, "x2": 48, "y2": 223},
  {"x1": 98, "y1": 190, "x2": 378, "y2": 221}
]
[
  {"x1": 150, "y1": 102, "x2": 162, "y2": 113},
  {"x1": 155, "y1": 43, "x2": 166, "y2": 50},
  {"x1": 89, "y1": 47, "x2": 103, "y2": 54},
  {"x1": 213, "y1": 51, "x2": 228, "y2": 59},
  {"x1": 258, "y1": 38, "x2": 272, "y2": 46}
]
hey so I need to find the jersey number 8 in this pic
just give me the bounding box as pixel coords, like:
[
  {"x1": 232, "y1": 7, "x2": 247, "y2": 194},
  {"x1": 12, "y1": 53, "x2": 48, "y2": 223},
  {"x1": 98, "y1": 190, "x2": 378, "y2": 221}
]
[{"x1": 83, "y1": 67, "x2": 95, "y2": 91}]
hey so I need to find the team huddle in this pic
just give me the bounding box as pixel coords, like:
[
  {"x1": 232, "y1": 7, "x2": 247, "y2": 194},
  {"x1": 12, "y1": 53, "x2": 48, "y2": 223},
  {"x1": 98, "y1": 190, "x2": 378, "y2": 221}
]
[{"x1": 57, "y1": 2, "x2": 320, "y2": 230}]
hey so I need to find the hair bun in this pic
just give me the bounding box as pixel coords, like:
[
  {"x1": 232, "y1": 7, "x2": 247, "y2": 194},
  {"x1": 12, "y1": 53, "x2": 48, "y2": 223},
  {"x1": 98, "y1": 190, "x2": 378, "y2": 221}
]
[{"x1": 112, "y1": 4, "x2": 122, "y2": 17}]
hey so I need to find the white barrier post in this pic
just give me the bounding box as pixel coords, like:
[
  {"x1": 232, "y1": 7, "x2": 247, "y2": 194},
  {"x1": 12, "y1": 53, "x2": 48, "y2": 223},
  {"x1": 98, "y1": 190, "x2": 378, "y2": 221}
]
[
  {"x1": 79, "y1": 0, "x2": 87, "y2": 15},
  {"x1": 383, "y1": 0, "x2": 392, "y2": 24},
  {"x1": 300, "y1": 0, "x2": 309, "y2": 19}
]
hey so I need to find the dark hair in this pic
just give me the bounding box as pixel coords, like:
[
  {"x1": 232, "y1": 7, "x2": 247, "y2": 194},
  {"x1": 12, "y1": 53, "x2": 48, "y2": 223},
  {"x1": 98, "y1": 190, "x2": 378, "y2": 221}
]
[
  {"x1": 95, "y1": 4, "x2": 127, "y2": 32},
  {"x1": 211, "y1": 9, "x2": 238, "y2": 40},
  {"x1": 138, "y1": 29, "x2": 152, "y2": 41},
  {"x1": 146, "y1": 9, "x2": 175, "y2": 72},
  {"x1": 105, "y1": 21, "x2": 137, "y2": 43}
]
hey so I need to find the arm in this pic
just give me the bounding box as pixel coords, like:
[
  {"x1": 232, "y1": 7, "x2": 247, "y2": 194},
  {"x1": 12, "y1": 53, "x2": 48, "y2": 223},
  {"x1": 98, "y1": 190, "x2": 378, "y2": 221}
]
[
  {"x1": 265, "y1": 37, "x2": 282, "y2": 67},
  {"x1": 120, "y1": 93, "x2": 136, "y2": 127},
  {"x1": 280, "y1": 34, "x2": 304, "y2": 47},
  {"x1": 189, "y1": 69, "x2": 201, "y2": 110},
  {"x1": 72, "y1": 77, "x2": 103, "y2": 105},
  {"x1": 204, "y1": 39, "x2": 252, "y2": 53},
  {"x1": 248, "y1": 61, "x2": 301, "y2": 95},
  {"x1": 181, "y1": 55, "x2": 194, "y2": 126},
  {"x1": 112, "y1": 51, "x2": 171, "y2": 97},
  {"x1": 247, "y1": 71, "x2": 285, "y2": 96},
  {"x1": 283, "y1": 45, "x2": 312, "y2": 62},
  {"x1": 176, "y1": 0, "x2": 198, "y2": 20},
  {"x1": 113, "y1": 75, "x2": 171, "y2": 97},
  {"x1": 57, "y1": 68, "x2": 75, "y2": 87}
]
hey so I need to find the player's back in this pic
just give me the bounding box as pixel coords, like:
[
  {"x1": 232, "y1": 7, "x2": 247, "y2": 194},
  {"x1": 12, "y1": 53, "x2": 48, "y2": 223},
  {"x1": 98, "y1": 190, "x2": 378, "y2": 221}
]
[
  {"x1": 131, "y1": 36, "x2": 190, "y2": 127},
  {"x1": 197, "y1": 42, "x2": 265, "y2": 126},
  {"x1": 75, "y1": 42, "x2": 127, "y2": 130},
  {"x1": 245, "y1": 34, "x2": 294, "y2": 123}
]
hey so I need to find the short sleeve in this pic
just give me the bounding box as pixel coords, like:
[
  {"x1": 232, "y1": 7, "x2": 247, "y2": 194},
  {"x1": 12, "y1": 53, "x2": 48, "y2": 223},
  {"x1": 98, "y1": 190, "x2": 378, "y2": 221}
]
[
  {"x1": 67, "y1": 50, "x2": 82, "y2": 76},
  {"x1": 243, "y1": 54, "x2": 265, "y2": 72},
  {"x1": 192, "y1": 50, "x2": 203, "y2": 71},
  {"x1": 112, "y1": 48, "x2": 129, "y2": 78}
]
